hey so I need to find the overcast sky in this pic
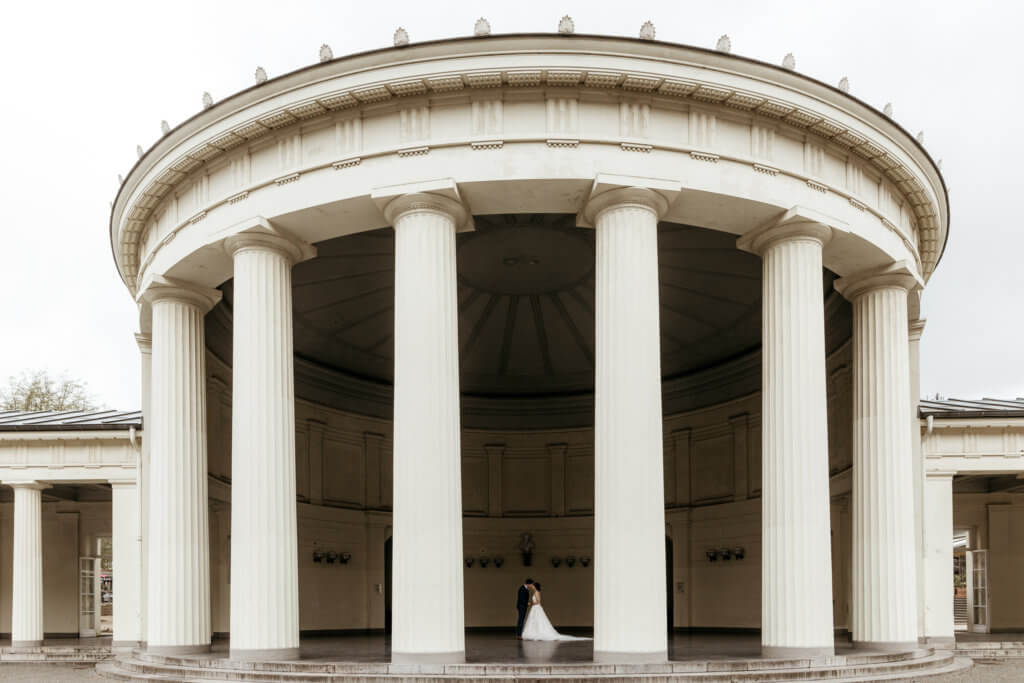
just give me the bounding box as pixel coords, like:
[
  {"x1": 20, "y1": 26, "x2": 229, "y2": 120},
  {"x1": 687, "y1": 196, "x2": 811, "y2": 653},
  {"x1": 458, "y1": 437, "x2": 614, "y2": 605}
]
[{"x1": 0, "y1": 0, "x2": 1019, "y2": 409}]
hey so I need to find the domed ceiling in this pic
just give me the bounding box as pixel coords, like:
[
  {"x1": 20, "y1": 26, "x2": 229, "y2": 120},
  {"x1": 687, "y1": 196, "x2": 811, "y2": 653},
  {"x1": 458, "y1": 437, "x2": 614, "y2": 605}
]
[{"x1": 212, "y1": 215, "x2": 844, "y2": 398}]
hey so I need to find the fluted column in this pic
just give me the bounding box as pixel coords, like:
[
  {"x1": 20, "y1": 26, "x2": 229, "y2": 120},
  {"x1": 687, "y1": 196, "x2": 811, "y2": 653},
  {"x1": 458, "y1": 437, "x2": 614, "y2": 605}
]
[
  {"x1": 836, "y1": 264, "x2": 921, "y2": 650},
  {"x1": 385, "y1": 192, "x2": 466, "y2": 662},
  {"x1": 111, "y1": 480, "x2": 142, "y2": 647},
  {"x1": 738, "y1": 215, "x2": 835, "y2": 657},
  {"x1": 135, "y1": 331, "x2": 151, "y2": 646},
  {"x1": 8, "y1": 482, "x2": 48, "y2": 648},
  {"x1": 140, "y1": 277, "x2": 220, "y2": 654},
  {"x1": 225, "y1": 227, "x2": 313, "y2": 660},
  {"x1": 585, "y1": 187, "x2": 669, "y2": 661}
]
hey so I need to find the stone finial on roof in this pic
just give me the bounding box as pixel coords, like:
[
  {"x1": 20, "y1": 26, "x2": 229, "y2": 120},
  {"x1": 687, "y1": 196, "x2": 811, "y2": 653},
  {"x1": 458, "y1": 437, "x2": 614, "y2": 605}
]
[
  {"x1": 916, "y1": 130, "x2": 925, "y2": 144},
  {"x1": 937, "y1": 159, "x2": 943, "y2": 170},
  {"x1": 255, "y1": 66, "x2": 268, "y2": 84},
  {"x1": 394, "y1": 27, "x2": 409, "y2": 46},
  {"x1": 715, "y1": 34, "x2": 731, "y2": 53},
  {"x1": 838, "y1": 77, "x2": 849, "y2": 93},
  {"x1": 639, "y1": 21, "x2": 656, "y2": 40},
  {"x1": 883, "y1": 102, "x2": 893, "y2": 117},
  {"x1": 136, "y1": 145, "x2": 144, "y2": 159},
  {"x1": 160, "y1": 120, "x2": 170, "y2": 135},
  {"x1": 558, "y1": 15, "x2": 575, "y2": 34},
  {"x1": 319, "y1": 44, "x2": 334, "y2": 62},
  {"x1": 474, "y1": 17, "x2": 491, "y2": 36},
  {"x1": 118, "y1": 174, "x2": 124, "y2": 185},
  {"x1": 782, "y1": 53, "x2": 796, "y2": 70},
  {"x1": 202, "y1": 91, "x2": 214, "y2": 109}
]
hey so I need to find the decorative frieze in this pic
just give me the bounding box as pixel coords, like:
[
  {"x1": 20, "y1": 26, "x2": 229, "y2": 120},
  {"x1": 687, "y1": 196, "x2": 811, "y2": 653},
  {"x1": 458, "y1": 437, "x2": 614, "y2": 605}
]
[
  {"x1": 807, "y1": 179, "x2": 828, "y2": 193},
  {"x1": 621, "y1": 142, "x2": 652, "y2": 152},
  {"x1": 331, "y1": 157, "x2": 361, "y2": 169},
  {"x1": 274, "y1": 172, "x2": 301, "y2": 186},
  {"x1": 691, "y1": 151, "x2": 719, "y2": 163},
  {"x1": 753, "y1": 163, "x2": 780, "y2": 176}
]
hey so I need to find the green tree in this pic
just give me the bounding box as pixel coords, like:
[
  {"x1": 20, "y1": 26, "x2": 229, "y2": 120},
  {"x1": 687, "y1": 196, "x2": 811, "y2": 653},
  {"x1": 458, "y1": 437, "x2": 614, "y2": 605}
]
[{"x1": 0, "y1": 370, "x2": 98, "y2": 412}]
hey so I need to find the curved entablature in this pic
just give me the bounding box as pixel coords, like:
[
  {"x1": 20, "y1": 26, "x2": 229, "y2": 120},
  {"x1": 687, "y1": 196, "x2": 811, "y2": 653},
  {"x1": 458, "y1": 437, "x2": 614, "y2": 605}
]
[{"x1": 110, "y1": 34, "x2": 948, "y2": 296}]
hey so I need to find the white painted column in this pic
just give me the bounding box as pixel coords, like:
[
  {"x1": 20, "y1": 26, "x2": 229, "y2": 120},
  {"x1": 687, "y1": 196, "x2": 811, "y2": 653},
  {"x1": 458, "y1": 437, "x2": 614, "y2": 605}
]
[
  {"x1": 923, "y1": 472, "x2": 955, "y2": 644},
  {"x1": 111, "y1": 480, "x2": 142, "y2": 648},
  {"x1": 836, "y1": 265, "x2": 921, "y2": 650},
  {"x1": 135, "y1": 331, "x2": 151, "y2": 645},
  {"x1": 384, "y1": 192, "x2": 466, "y2": 662},
  {"x1": 140, "y1": 277, "x2": 220, "y2": 654},
  {"x1": 225, "y1": 226, "x2": 313, "y2": 660},
  {"x1": 9, "y1": 482, "x2": 48, "y2": 648},
  {"x1": 585, "y1": 187, "x2": 669, "y2": 661},
  {"x1": 908, "y1": 318, "x2": 927, "y2": 639},
  {"x1": 738, "y1": 215, "x2": 835, "y2": 657}
]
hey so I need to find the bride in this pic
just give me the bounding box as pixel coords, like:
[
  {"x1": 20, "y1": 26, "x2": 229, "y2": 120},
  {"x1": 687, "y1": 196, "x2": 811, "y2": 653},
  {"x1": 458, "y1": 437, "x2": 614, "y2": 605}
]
[{"x1": 520, "y1": 582, "x2": 591, "y2": 641}]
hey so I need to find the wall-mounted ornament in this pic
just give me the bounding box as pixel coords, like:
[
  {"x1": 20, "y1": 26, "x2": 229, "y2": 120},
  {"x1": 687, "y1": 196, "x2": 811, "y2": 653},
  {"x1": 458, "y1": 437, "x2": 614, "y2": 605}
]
[
  {"x1": 706, "y1": 548, "x2": 718, "y2": 562},
  {"x1": 494, "y1": 556, "x2": 505, "y2": 568},
  {"x1": 566, "y1": 556, "x2": 576, "y2": 568},
  {"x1": 551, "y1": 557, "x2": 562, "y2": 568},
  {"x1": 465, "y1": 557, "x2": 474, "y2": 568},
  {"x1": 519, "y1": 532, "x2": 535, "y2": 567},
  {"x1": 580, "y1": 556, "x2": 591, "y2": 568},
  {"x1": 734, "y1": 547, "x2": 746, "y2": 560},
  {"x1": 479, "y1": 557, "x2": 490, "y2": 568}
]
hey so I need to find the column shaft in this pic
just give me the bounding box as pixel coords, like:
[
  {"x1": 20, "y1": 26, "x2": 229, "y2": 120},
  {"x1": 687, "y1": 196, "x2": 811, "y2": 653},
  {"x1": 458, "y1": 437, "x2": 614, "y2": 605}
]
[
  {"x1": 146, "y1": 289, "x2": 215, "y2": 654},
  {"x1": 11, "y1": 484, "x2": 45, "y2": 647},
  {"x1": 136, "y1": 333, "x2": 152, "y2": 646},
  {"x1": 389, "y1": 195, "x2": 465, "y2": 661},
  {"x1": 850, "y1": 285, "x2": 918, "y2": 648},
  {"x1": 592, "y1": 195, "x2": 667, "y2": 659},
  {"x1": 112, "y1": 481, "x2": 142, "y2": 647},
  {"x1": 758, "y1": 231, "x2": 835, "y2": 657},
  {"x1": 229, "y1": 239, "x2": 300, "y2": 659},
  {"x1": 923, "y1": 473, "x2": 954, "y2": 644}
]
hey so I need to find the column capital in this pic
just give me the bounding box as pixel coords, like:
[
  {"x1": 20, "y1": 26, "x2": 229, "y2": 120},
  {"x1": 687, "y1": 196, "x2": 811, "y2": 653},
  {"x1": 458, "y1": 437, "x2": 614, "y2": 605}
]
[
  {"x1": 4, "y1": 481, "x2": 50, "y2": 490},
  {"x1": 582, "y1": 186, "x2": 670, "y2": 225},
  {"x1": 909, "y1": 318, "x2": 928, "y2": 342},
  {"x1": 223, "y1": 217, "x2": 316, "y2": 264},
  {"x1": 737, "y1": 206, "x2": 843, "y2": 256},
  {"x1": 383, "y1": 191, "x2": 469, "y2": 228},
  {"x1": 136, "y1": 275, "x2": 222, "y2": 313},
  {"x1": 834, "y1": 260, "x2": 924, "y2": 302},
  {"x1": 135, "y1": 333, "x2": 152, "y2": 354}
]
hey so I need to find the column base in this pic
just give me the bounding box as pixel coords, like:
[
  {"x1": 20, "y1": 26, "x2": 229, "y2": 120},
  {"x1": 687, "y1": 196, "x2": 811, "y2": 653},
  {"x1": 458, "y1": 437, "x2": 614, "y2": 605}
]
[
  {"x1": 147, "y1": 643, "x2": 212, "y2": 655},
  {"x1": 593, "y1": 650, "x2": 668, "y2": 664},
  {"x1": 230, "y1": 646, "x2": 301, "y2": 661},
  {"x1": 10, "y1": 640, "x2": 43, "y2": 649},
  {"x1": 112, "y1": 640, "x2": 143, "y2": 651},
  {"x1": 761, "y1": 645, "x2": 834, "y2": 658},
  {"x1": 391, "y1": 650, "x2": 465, "y2": 664},
  {"x1": 853, "y1": 639, "x2": 919, "y2": 652}
]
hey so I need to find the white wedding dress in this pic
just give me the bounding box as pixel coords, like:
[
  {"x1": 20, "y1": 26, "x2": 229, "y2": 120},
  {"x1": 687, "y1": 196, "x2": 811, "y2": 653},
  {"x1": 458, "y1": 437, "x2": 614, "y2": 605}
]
[{"x1": 521, "y1": 592, "x2": 590, "y2": 641}]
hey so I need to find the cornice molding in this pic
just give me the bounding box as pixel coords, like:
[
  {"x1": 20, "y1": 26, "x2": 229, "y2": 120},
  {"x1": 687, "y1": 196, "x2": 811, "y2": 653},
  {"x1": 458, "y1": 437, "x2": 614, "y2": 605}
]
[{"x1": 111, "y1": 44, "x2": 945, "y2": 293}]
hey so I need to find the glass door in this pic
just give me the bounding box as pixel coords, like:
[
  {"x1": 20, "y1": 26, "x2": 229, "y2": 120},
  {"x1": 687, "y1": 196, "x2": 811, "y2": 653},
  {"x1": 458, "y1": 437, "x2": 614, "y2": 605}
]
[
  {"x1": 966, "y1": 549, "x2": 990, "y2": 633},
  {"x1": 79, "y1": 557, "x2": 98, "y2": 638}
]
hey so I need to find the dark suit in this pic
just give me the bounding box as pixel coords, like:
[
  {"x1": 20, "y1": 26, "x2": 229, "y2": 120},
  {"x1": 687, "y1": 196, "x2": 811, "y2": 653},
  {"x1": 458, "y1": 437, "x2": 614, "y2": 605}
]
[{"x1": 516, "y1": 584, "x2": 530, "y2": 636}]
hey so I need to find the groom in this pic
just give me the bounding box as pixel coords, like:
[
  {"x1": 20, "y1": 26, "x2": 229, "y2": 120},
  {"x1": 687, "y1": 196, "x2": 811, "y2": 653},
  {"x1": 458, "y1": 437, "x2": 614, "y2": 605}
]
[{"x1": 516, "y1": 578, "x2": 534, "y2": 638}]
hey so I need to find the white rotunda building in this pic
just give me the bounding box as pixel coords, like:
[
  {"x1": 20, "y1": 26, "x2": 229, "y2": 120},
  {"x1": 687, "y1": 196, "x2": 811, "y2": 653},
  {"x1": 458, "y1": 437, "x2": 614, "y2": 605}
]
[{"x1": 9, "y1": 21, "x2": 1006, "y2": 683}]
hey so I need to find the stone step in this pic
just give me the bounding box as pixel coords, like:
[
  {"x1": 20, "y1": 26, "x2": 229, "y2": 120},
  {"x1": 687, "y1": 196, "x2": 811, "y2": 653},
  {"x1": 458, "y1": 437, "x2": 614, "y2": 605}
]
[{"x1": 96, "y1": 650, "x2": 961, "y2": 682}]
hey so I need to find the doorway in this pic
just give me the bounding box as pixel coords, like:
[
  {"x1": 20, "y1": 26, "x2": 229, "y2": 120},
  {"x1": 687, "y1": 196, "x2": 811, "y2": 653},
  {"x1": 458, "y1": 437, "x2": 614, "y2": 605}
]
[
  {"x1": 666, "y1": 536, "x2": 674, "y2": 631},
  {"x1": 384, "y1": 537, "x2": 393, "y2": 635}
]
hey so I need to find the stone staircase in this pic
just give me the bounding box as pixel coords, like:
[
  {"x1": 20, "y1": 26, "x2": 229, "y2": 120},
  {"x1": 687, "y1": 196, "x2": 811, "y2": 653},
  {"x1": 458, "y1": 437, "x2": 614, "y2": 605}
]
[
  {"x1": 1, "y1": 644, "x2": 114, "y2": 664},
  {"x1": 96, "y1": 648, "x2": 971, "y2": 682},
  {"x1": 953, "y1": 597, "x2": 968, "y2": 625},
  {"x1": 955, "y1": 640, "x2": 1024, "y2": 659}
]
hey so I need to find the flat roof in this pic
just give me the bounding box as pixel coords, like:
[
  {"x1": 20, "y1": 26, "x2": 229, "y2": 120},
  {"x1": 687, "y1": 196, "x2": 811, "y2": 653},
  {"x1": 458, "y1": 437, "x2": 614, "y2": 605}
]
[
  {"x1": 0, "y1": 409, "x2": 142, "y2": 431},
  {"x1": 919, "y1": 398, "x2": 1024, "y2": 419}
]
